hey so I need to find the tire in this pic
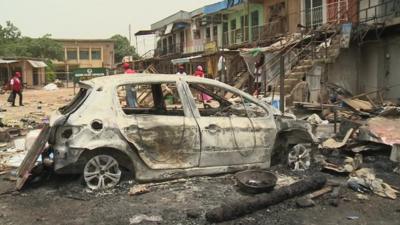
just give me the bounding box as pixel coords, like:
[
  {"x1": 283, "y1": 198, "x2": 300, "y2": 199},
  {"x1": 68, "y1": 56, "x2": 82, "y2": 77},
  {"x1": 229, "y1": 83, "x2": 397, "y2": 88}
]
[
  {"x1": 83, "y1": 154, "x2": 122, "y2": 190},
  {"x1": 287, "y1": 144, "x2": 311, "y2": 171}
]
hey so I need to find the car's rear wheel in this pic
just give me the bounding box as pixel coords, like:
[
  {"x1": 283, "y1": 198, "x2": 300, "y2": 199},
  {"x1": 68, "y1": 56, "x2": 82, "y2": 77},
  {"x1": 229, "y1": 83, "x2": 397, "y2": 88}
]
[
  {"x1": 83, "y1": 154, "x2": 122, "y2": 190},
  {"x1": 288, "y1": 144, "x2": 311, "y2": 171}
]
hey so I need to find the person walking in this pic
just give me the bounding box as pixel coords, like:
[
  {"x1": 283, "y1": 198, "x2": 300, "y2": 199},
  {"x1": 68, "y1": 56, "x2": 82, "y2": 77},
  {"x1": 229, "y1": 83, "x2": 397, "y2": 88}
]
[{"x1": 10, "y1": 72, "x2": 23, "y2": 107}]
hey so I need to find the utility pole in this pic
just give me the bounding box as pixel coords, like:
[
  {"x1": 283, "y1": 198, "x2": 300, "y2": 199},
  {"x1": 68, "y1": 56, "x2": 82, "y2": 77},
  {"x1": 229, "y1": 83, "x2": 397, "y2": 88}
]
[{"x1": 129, "y1": 24, "x2": 132, "y2": 45}]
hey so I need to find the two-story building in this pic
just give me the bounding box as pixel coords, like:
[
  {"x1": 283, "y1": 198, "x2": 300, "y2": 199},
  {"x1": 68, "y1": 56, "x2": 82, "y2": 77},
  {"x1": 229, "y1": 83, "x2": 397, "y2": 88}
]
[{"x1": 52, "y1": 39, "x2": 115, "y2": 77}]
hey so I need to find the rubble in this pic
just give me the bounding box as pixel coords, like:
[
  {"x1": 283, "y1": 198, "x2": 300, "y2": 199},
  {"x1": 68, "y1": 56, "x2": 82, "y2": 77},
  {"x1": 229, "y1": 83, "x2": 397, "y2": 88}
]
[
  {"x1": 129, "y1": 214, "x2": 163, "y2": 224},
  {"x1": 347, "y1": 168, "x2": 398, "y2": 200},
  {"x1": 296, "y1": 186, "x2": 333, "y2": 208},
  {"x1": 43, "y1": 83, "x2": 59, "y2": 91},
  {"x1": 322, "y1": 128, "x2": 355, "y2": 149}
]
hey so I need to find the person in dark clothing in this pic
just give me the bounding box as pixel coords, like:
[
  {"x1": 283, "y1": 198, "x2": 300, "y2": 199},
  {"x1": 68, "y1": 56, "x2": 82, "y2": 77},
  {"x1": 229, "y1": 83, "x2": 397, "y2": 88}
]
[{"x1": 10, "y1": 72, "x2": 23, "y2": 106}]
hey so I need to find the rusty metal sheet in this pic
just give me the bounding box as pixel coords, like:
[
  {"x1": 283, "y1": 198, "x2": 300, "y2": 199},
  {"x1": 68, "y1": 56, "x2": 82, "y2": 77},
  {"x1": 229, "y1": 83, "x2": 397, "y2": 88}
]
[
  {"x1": 366, "y1": 117, "x2": 400, "y2": 146},
  {"x1": 16, "y1": 125, "x2": 50, "y2": 190}
]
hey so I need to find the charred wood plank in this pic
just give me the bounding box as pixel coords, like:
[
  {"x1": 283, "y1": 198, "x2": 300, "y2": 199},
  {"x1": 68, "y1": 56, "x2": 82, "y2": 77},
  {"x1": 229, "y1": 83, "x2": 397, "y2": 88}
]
[{"x1": 205, "y1": 175, "x2": 327, "y2": 223}]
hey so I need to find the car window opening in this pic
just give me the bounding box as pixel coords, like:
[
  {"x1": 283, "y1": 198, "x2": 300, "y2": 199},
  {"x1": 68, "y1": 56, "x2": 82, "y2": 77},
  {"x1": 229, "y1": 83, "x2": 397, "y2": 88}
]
[
  {"x1": 118, "y1": 83, "x2": 185, "y2": 116},
  {"x1": 188, "y1": 83, "x2": 268, "y2": 118},
  {"x1": 59, "y1": 87, "x2": 90, "y2": 115}
]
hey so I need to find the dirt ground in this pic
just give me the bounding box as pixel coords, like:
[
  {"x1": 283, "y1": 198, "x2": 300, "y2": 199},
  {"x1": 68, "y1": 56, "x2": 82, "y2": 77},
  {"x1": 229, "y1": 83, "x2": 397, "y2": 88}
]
[
  {"x1": 0, "y1": 88, "x2": 76, "y2": 122},
  {"x1": 0, "y1": 160, "x2": 399, "y2": 225},
  {"x1": 1, "y1": 88, "x2": 400, "y2": 225}
]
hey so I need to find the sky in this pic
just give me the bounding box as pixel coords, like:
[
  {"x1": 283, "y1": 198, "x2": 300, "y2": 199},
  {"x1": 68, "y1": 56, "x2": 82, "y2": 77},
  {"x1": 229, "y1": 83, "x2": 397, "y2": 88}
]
[{"x1": 0, "y1": 0, "x2": 219, "y2": 55}]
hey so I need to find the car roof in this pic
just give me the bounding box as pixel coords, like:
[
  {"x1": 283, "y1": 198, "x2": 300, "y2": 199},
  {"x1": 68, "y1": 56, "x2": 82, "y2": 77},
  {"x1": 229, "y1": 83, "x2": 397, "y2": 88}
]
[
  {"x1": 81, "y1": 73, "x2": 240, "y2": 93},
  {"x1": 80, "y1": 73, "x2": 272, "y2": 110}
]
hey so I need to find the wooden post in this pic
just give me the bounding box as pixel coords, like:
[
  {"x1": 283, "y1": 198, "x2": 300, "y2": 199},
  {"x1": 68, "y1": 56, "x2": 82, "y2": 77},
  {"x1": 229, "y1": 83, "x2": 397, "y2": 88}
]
[{"x1": 279, "y1": 55, "x2": 285, "y2": 113}]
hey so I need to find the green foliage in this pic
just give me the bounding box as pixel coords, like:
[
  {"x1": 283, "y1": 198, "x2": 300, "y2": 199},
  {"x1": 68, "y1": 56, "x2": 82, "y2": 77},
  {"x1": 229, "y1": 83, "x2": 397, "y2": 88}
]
[
  {"x1": 45, "y1": 60, "x2": 57, "y2": 82},
  {"x1": 0, "y1": 21, "x2": 63, "y2": 60},
  {"x1": 110, "y1": 34, "x2": 139, "y2": 63}
]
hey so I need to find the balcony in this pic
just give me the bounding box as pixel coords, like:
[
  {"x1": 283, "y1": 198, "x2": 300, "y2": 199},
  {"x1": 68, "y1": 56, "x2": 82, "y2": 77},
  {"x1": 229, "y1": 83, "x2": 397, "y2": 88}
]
[
  {"x1": 222, "y1": 27, "x2": 250, "y2": 47},
  {"x1": 222, "y1": 21, "x2": 285, "y2": 48},
  {"x1": 155, "y1": 43, "x2": 183, "y2": 57},
  {"x1": 301, "y1": 0, "x2": 350, "y2": 29},
  {"x1": 359, "y1": 0, "x2": 400, "y2": 24}
]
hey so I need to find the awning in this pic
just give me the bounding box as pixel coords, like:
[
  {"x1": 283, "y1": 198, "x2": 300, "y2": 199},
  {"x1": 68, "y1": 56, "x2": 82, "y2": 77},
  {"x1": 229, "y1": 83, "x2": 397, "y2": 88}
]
[
  {"x1": 135, "y1": 30, "x2": 156, "y2": 36},
  {"x1": 171, "y1": 55, "x2": 202, "y2": 65},
  {"x1": 28, "y1": 60, "x2": 47, "y2": 68},
  {"x1": 164, "y1": 23, "x2": 174, "y2": 35},
  {"x1": 0, "y1": 59, "x2": 18, "y2": 64}
]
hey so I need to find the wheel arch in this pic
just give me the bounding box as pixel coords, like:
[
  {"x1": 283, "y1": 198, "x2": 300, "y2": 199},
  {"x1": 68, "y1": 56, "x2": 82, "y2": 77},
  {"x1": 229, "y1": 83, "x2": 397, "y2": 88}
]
[
  {"x1": 271, "y1": 128, "x2": 316, "y2": 165},
  {"x1": 78, "y1": 147, "x2": 135, "y2": 173}
]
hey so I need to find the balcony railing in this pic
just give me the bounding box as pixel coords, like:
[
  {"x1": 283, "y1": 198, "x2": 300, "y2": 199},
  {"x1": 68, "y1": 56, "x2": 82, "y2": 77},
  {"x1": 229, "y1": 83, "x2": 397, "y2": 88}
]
[
  {"x1": 301, "y1": 0, "x2": 349, "y2": 28},
  {"x1": 155, "y1": 43, "x2": 183, "y2": 57},
  {"x1": 359, "y1": 0, "x2": 400, "y2": 24}
]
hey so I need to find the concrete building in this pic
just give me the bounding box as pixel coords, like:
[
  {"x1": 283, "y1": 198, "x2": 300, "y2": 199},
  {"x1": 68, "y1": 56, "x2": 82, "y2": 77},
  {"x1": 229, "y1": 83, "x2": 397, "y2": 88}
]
[
  {"x1": 52, "y1": 39, "x2": 115, "y2": 76},
  {"x1": 0, "y1": 58, "x2": 47, "y2": 87}
]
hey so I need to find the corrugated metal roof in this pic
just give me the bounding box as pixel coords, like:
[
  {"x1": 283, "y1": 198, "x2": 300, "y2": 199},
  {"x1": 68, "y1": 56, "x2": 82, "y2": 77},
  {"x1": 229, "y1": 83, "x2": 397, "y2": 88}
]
[
  {"x1": 0, "y1": 59, "x2": 18, "y2": 64},
  {"x1": 28, "y1": 60, "x2": 47, "y2": 68}
]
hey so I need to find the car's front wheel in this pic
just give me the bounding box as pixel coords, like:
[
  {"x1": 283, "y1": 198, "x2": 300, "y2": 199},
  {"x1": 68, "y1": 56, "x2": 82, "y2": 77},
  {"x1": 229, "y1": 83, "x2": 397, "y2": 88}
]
[{"x1": 83, "y1": 154, "x2": 122, "y2": 190}]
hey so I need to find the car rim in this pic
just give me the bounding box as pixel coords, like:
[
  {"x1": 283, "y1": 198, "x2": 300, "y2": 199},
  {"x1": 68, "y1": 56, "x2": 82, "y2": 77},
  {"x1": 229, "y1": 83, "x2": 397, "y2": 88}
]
[
  {"x1": 288, "y1": 144, "x2": 311, "y2": 171},
  {"x1": 84, "y1": 155, "x2": 121, "y2": 190}
]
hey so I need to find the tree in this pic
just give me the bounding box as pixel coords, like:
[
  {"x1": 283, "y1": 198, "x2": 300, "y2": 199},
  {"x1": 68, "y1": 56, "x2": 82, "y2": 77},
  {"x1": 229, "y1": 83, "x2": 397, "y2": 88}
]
[
  {"x1": 0, "y1": 21, "x2": 21, "y2": 42},
  {"x1": 0, "y1": 21, "x2": 63, "y2": 60},
  {"x1": 25, "y1": 34, "x2": 64, "y2": 60},
  {"x1": 110, "y1": 34, "x2": 139, "y2": 63}
]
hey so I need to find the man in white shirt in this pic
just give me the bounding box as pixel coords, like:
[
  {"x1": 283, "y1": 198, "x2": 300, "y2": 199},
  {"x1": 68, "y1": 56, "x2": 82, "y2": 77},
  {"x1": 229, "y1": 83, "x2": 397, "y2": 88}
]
[{"x1": 176, "y1": 65, "x2": 187, "y2": 75}]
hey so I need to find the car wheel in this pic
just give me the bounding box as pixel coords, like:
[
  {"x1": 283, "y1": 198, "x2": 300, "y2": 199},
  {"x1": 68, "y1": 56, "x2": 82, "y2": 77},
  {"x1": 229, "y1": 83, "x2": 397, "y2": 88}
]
[
  {"x1": 83, "y1": 154, "x2": 122, "y2": 190},
  {"x1": 288, "y1": 144, "x2": 311, "y2": 171}
]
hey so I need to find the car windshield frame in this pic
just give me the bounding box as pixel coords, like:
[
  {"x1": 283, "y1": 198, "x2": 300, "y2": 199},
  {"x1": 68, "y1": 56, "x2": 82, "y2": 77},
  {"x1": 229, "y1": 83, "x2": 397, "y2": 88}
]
[{"x1": 59, "y1": 85, "x2": 92, "y2": 115}]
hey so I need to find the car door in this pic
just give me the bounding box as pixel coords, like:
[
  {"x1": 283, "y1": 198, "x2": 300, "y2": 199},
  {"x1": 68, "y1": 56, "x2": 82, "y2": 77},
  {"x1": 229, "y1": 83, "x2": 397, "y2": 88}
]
[
  {"x1": 243, "y1": 99, "x2": 278, "y2": 167},
  {"x1": 117, "y1": 81, "x2": 200, "y2": 169},
  {"x1": 183, "y1": 82, "x2": 260, "y2": 167}
]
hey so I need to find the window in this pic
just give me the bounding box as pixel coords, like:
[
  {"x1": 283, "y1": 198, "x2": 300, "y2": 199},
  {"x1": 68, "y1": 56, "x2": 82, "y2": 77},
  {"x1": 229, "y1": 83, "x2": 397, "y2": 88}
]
[
  {"x1": 193, "y1": 29, "x2": 201, "y2": 39},
  {"x1": 60, "y1": 88, "x2": 90, "y2": 115},
  {"x1": 188, "y1": 83, "x2": 269, "y2": 118},
  {"x1": 230, "y1": 19, "x2": 237, "y2": 30},
  {"x1": 223, "y1": 22, "x2": 228, "y2": 32},
  {"x1": 213, "y1": 26, "x2": 218, "y2": 40},
  {"x1": 117, "y1": 83, "x2": 184, "y2": 116},
  {"x1": 91, "y1": 48, "x2": 101, "y2": 60},
  {"x1": 251, "y1": 10, "x2": 260, "y2": 26},
  {"x1": 79, "y1": 48, "x2": 89, "y2": 60},
  {"x1": 240, "y1": 15, "x2": 249, "y2": 28},
  {"x1": 188, "y1": 83, "x2": 245, "y2": 117},
  {"x1": 206, "y1": 27, "x2": 211, "y2": 39},
  {"x1": 67, "y1": 48, "x2": 77, "y2": 60}
]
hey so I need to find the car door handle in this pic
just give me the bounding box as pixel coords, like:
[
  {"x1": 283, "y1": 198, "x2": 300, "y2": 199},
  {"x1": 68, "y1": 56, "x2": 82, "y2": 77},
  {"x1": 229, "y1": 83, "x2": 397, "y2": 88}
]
[{"x1": 205, "y1": 124, "x2": 220, "y2": 133}]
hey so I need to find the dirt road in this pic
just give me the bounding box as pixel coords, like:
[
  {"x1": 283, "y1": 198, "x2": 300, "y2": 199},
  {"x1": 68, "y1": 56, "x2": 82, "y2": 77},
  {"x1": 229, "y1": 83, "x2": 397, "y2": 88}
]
[{"x1": 0, "y1": 88, "x2": 75, "y2": 122}]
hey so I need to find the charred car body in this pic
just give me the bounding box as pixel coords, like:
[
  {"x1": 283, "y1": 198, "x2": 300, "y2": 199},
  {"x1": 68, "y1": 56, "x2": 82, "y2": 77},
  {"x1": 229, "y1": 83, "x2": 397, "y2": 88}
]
[{"x1": 18, "y1": 74, "x2": 315, "y2": 190}]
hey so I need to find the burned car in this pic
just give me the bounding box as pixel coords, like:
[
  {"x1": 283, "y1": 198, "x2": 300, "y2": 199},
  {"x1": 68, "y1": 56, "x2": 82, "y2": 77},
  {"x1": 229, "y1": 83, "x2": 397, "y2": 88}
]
[{"x1": 17, "y1": 74, "x2": 315, "y2": 190}]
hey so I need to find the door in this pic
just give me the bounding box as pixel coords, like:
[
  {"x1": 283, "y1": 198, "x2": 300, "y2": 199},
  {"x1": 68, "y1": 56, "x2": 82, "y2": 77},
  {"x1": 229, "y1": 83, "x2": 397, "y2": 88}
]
[
  {"x1": 33, "y1": 68, "x2": 39, "y2": 86},
  {"x1": 244, "y1": 99, "x2": 278, "y2": 167},
  {"x1": 184, "y1": 82, "x2": 260, "y2": 167},
  {"x1": 118, "y1": 81, "x2": 200, "y2": 169}
]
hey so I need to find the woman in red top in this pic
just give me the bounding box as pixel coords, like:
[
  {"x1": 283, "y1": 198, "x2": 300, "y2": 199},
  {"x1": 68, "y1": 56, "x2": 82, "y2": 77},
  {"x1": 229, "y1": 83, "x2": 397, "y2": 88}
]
[
  {"x1": 193, "y1": 66, "x2": 212, "y2": 102},
  {"x1": 10, "y1": 72, "x2": 23, "y2": 106}
]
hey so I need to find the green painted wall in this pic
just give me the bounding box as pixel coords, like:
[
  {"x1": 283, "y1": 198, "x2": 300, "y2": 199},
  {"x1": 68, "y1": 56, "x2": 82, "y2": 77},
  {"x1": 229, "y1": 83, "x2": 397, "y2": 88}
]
[{"x1": 226, "y1": 3, "x2": 265, "y2": 43}]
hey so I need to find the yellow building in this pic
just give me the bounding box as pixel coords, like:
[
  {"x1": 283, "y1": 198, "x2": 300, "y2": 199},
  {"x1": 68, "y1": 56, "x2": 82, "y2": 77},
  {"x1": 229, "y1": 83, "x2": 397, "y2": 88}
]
[{"x1": 53, "y1": 39, "x2": 115, "y2": 75}]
